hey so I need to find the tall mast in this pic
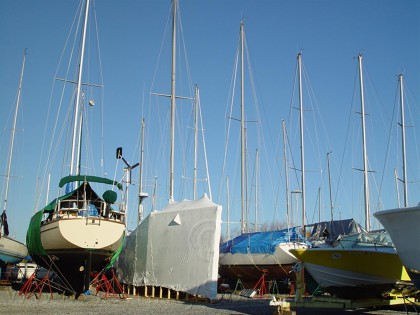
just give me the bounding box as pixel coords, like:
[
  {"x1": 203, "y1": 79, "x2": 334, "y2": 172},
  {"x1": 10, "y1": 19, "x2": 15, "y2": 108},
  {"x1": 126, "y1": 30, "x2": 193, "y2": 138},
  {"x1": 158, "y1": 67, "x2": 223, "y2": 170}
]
[
  {"x1": 70, "y1": 0, "x2": 90, "y2": 176},
  {"x1": 282, "y1": 120, "x2": 290, "y2": 231},
  {"x1": 3, "y1": 49, "x2": 26, "y2": 214},
  {"x1": 358, "y1": 54, "x2": 370, "y2": 231},
  {"x1": 226, "y1": 176, "x2": 231, "y2": 240},
  {"x1": 151, "y1": 0, "x2": 195, "y2": 202},
  {"x1": 240, "y1": 20, "x2": 246, "y2": 234},
  {"x1": 327, "y1": 151, "x2": 334, "y2": 221},
  {"x1": 318, "y1": 186, "x2": 322, "y2": 223},
  {"x1": 168, "y1": 0, "x2": 177, "y2": 202},
  {"x1": 152, "y1": 176, "x2": 158, "y2": 211},
  {"x1": 202, "y1": 104, "x2": 213, "y2": 200},
  {"x1": 394, "y1": 168, "x2": 401, "y2": 207},
  {"x1": 254, "y1": 149, "x2": 259, "y2": 231},
  {"x1": 398, "y1": 74, "x2": 408, "y2": 207},
  {"x1": 193, "y1": 85, "x2": 199, "y2": 200},
  {"x1": 138, "y1": 118, "x2": 146, "y2": 224},
  {"x1": 46, "y1": 173, "x2": 51, "y2": 206},
  {"x1": 297, "y1": 53, "x2": 306, "y2": 234},
  {"x1": 195, "y1": 85, "x2": 213, "y2": 200}
]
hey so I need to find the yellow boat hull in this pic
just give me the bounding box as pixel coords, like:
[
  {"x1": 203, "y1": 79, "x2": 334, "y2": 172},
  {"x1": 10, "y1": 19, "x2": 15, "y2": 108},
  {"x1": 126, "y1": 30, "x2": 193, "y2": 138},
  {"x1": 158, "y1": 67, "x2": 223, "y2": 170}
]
[{"x1": 290, "y1": 247, "x2": 410, "y2": 297}]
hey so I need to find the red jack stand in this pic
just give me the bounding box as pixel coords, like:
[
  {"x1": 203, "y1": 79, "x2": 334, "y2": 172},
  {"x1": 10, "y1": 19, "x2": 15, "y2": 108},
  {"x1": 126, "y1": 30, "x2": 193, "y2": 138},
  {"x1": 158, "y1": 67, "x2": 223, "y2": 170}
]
[
  {"x1": 92, "y1": 268, "x2": 127, "y2": 299},
  {"x1": 19, "y1": 270, "x2": 54, "y2": 300},
  {"x1": 253, "y1": 269, "x2": 268, "y2": 297}
]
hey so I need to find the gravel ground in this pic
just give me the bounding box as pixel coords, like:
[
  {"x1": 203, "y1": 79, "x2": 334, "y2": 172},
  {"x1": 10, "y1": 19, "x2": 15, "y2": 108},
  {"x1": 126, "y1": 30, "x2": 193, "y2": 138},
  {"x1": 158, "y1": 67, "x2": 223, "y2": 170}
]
[
  {"x1": 0, "y1": 287, "x2": 275, "y2": 315},
  {"x1": 0, "y1": 286, "x2": 418, "y2": 315}
]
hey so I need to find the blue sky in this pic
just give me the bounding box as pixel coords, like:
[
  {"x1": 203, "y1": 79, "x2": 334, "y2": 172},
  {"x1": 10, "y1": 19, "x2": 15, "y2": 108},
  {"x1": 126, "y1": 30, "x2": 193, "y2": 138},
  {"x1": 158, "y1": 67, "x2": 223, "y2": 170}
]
[{"x1": 1, "y1": 0, "x2": 419, "y2": 243}]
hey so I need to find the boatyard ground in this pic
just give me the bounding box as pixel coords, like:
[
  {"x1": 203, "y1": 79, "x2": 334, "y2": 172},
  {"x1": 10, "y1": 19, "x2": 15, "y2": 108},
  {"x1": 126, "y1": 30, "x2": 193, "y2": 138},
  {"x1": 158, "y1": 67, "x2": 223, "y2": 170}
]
[{"x1": 0, "y1": 287, "x2": 419, "y2": 315}]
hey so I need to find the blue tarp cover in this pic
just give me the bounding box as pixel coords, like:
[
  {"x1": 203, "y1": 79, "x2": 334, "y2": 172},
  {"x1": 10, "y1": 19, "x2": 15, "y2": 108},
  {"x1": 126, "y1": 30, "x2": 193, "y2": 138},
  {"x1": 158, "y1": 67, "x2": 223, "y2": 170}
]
[{"x1": 219, "y1": 227, "x2": 306, "y2": 254}]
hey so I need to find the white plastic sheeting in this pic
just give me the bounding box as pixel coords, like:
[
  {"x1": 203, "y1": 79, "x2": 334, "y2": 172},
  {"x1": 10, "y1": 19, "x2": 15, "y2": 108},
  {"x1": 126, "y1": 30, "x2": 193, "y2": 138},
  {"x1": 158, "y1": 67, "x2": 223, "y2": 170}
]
[{"x1": 115, "y1": 194, "x2": 222, "y2": 300}]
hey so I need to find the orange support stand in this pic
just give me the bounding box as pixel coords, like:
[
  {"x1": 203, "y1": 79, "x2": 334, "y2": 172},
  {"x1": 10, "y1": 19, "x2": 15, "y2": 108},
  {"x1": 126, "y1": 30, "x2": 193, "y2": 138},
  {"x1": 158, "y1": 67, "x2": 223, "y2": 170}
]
[
  {"x1": 18, "y1": 273, "x2": 37, "y2": 296},
  {"x1": 92, "y1": 268, "x2": 127, "y2": 299},
  {"x1": 253, "y1": 269, "x2": 268, "y2": 297},
  {"x1": 19, "y1": 270, "x2": 54, "y2": 300},
  {"x1": 288, "y1": 281, "x2": 295, "y2": 297}
]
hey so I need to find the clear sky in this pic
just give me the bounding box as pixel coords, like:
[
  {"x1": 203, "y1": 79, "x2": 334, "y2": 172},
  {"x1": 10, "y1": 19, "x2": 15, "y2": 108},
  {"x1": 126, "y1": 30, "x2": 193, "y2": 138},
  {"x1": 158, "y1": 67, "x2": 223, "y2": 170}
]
[{"x1": 1, "y1": 0, "x2": 419, "y2": 243}]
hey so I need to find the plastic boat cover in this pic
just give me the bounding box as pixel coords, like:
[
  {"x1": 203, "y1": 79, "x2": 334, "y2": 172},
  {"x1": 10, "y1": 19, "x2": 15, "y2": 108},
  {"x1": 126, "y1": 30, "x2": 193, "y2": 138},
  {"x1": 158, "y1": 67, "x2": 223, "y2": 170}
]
[
  {"x1": 308, "y1": 218, "x2": 366, "y2": 245},
  {"x1": 334, "y1": 230, "x2": 395, "y2": 249},
  {"x1": 114, "y1": 194, "x2": 222, "y2": 300},
  {"x1": 219, "y1": 227, "x2": 306, "y2": 255}
]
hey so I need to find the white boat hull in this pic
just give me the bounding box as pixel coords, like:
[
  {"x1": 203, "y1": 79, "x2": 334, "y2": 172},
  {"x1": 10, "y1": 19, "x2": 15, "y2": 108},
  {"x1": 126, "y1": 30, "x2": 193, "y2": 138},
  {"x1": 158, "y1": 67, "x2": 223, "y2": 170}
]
[
  {"x1": 0, "y1": 235, "x2": 27, "y2": 267},
  {"x1": 219, "y1": 242, "x2": 308, "y2": 288},
  {"x1": 30, "y1": 215, "x2": 125, "y2": 293},
  {"x1": 40, "y1": 216, "x2": 124, "y2": 251},
  {"x1": 375, "y1": 206, "x2": 420, "y2": 289}
]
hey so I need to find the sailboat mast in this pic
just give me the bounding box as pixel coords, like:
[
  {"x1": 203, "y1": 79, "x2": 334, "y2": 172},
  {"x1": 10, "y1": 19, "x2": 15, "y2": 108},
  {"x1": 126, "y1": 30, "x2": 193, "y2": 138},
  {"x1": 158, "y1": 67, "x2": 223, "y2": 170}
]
[
  {"x1": 70, "y1": 0, "x2": 90, "y2": 176},
  {"x1": 240, "y1": 20, "x2": 246, "y2": 234},
  {"x1": 46, "y1": 173, "x2": 51, "y2": 206},
  {"x1": 138, "y1": 118, "x2": 145, "y2": 224},
  {"x1": 327, "y1": 151, "x2": 334, "y2": 221},
  {"x1": 282, "y1": 120, "x2": 290, "y2": 231},
  {"x1": 168, "y1": 0, "x2": 177, "y2": 203},
  {"x1": 202, "y1": 102, "x2": 213, "y2": 200},
  {"x1": 226, "y1": 176, "x2": 231, "y2": 240},
  {"x1": 318, "y1": 186, "x2": 322, "y2": 222},
  {"x1": 394, "y1": 168, "x2": 401, "y2": 207},
  {"x1": 193, "y1": 85, "x2": 199, "y2": 200},
  {"x1": 358, "y1": 54, "x2": 370, "y2": 231},
  {"x1": 398, "y1": 74, "x2": 408, "y2": 207},
  {"x1": 152, "y1": 176, "x2": 158, "y2": 211},
  {"x1": 254, "y1": 149, "x2": 259, "y2": 231},
  {"x1": 3, "y1": 49, "x2": 26, "y2": 214},
  {"x1": 297, "y1": 53, "x2": 306, "y2": 234}
]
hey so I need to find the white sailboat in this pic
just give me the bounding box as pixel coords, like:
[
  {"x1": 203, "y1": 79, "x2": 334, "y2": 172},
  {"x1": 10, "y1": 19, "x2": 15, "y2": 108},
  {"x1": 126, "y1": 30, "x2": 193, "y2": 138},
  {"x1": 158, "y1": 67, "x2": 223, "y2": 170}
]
[
  {"x1": 218, "y1": 24, "x2": 308, "y2": 289},
  {"x1": 375, "y1": 73, "x2": 420, "y2": 290},
  {"x1": 114, "y1": 0, "x2": 222, "y2": 300},
  {"x1": 0, "y1": 50, "x2": 28, "y2": 270},
  {"x1": 291, "y1": 54, "x2": 410, "y2": 299},
  {"x1": 26, "y1": 0, "x2": 126, "y2": 295},
  {"x1": 375, "y1": 205, "x2": 420, "y2": 290}
]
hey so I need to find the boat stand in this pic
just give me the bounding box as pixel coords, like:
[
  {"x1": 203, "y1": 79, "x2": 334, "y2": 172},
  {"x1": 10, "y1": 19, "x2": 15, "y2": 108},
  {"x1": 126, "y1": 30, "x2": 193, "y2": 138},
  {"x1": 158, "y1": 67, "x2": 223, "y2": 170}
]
[
  {"x1": 253, "y1": 270, "x2": 268, "y2": 297},
  {"x1": 0, "y1": 266, "x2": 13, "y2": 285},
  {"x1": 270, "y1": 294, "x2": 420, "y2": 314},
  {"x1": 268, "y1": 280, "x2": 279, "y2": 295},
  {"x1": 233, "y1": 278, "x2": 245, "y2": 294},
  {"x1": 18, "y1": 269, "x2": 54, "y2": 300},
  {"x1": 92, "y1": 268, "x2": 127, "y2": 299},
  {"x1": 270, "y1": 265, "x2": 420, "y2": 314}
]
